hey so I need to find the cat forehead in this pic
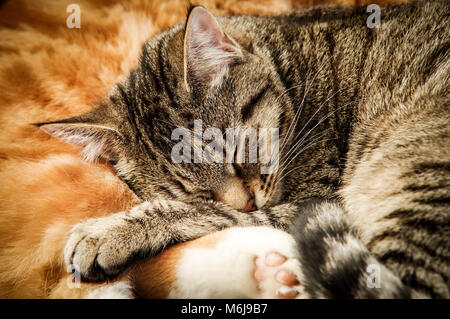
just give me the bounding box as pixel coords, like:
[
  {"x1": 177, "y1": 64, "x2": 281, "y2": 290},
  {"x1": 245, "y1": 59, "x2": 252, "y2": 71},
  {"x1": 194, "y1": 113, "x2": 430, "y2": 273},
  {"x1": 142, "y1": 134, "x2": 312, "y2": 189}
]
[{"x1": 108, "y1": 14, "x2": 282, "y2": 132}]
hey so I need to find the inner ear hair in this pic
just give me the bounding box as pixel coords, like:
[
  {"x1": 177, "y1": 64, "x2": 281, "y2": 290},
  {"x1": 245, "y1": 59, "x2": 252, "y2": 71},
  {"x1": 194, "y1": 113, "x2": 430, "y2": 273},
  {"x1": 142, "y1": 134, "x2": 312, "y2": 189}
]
[
  {"x1": 183, "y1": 6, "x2": 243, "y2": 93},
  {"x1": 35, "y1": 115, "x2": 122, "y2": 163}
]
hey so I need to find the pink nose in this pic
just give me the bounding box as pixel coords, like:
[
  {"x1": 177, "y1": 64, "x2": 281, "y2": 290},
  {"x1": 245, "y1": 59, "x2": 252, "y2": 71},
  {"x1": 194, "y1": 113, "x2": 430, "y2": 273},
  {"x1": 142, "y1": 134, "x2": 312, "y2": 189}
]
[{"x1": 240, "y1": 198, "x2": 256, "y2": 213}]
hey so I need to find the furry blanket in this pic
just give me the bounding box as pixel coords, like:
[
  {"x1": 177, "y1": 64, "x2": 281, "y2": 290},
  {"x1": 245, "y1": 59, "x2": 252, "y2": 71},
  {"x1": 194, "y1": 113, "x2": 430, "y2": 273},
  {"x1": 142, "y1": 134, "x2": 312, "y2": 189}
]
[{"x1": 0, "y1": 0, "x2": 406, "y2": 298}]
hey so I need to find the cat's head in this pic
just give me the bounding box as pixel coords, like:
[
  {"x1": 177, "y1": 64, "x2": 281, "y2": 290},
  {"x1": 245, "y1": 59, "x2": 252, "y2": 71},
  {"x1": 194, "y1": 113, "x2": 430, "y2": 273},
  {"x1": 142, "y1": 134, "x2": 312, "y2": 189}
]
[{"x1": 38, "y1": 7, "x2": 293, "y2": 211}]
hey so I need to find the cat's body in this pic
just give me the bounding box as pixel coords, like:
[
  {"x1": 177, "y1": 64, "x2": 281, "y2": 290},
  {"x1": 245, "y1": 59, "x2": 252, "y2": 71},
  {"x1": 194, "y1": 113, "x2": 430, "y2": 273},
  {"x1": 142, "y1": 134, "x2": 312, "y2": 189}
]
[{"x1": 30, "y1": 0, "x2": 450, "y2": 298}]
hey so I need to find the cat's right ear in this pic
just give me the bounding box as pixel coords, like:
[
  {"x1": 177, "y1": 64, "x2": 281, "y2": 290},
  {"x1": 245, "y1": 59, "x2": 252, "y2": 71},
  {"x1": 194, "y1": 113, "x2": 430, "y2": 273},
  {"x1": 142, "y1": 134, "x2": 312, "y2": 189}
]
[
  {"x1": 183, "y1": 6, "x2": 243, "y2": 92},
  {"x1": 36, "y1": 118, "x2": 121, "y2": 163}
]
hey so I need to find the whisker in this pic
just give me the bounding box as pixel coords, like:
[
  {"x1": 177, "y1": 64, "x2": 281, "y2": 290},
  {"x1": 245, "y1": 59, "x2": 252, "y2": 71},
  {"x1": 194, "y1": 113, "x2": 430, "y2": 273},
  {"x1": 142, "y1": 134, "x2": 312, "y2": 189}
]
[
  {"x1": 284, "y1": 85, "x2": 349, "y2": 158},
  {"x1": 278, "y1": 87, "x2": 349, "y2": 171},
  {"x1": 278, "y1": 100, "x2": 358, "y2": 178},
  {"x1": 278, "y1": 130, "x2": 330, "y2": 177},
  {"x1": 291, "y1": 99, "x2": 357, "y2": 154},
  {"x1": 279, "y1": 129, "x2": 329, "y2": 169},
  {"x1": 278, "y1": 137, "x2": 338, "y2": 181},
  {"x1": 264, "y1": 57, "x2": 336, "y2": 193},
  {"x1": 279, "y1": 54, "x2": 336, "y2": 154},
  {"x1": 277, "y1": 77, "x2": 310, "y2": 151},
  {"x1": 265, "y1": 99, "x2": 358, "y2": 193}
]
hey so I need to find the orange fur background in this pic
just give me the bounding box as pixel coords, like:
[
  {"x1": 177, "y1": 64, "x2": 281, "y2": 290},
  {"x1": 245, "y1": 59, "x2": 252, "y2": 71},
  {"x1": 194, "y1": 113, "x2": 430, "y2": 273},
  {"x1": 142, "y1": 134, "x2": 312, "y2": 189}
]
[{"x1": 0, "y1": 0, "x2": 406, "y2": 298}]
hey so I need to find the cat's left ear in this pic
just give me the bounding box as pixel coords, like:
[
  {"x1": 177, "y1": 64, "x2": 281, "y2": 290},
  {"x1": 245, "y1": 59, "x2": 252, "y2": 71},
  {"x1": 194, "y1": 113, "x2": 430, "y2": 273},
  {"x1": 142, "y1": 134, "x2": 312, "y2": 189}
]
[
  {"x1": 183, "y1": 6, "x2": 243, "y2": 92},
  {"x1": 36, "y1": 116, "x2": 121, "y2": 163}
]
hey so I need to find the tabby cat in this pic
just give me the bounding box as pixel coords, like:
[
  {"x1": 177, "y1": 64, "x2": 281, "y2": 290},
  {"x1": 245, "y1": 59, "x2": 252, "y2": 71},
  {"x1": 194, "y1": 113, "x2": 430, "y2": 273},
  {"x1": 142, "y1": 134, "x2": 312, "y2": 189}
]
[{"x1": 38, "y1": 1, "x2": 449, "y2": 298}]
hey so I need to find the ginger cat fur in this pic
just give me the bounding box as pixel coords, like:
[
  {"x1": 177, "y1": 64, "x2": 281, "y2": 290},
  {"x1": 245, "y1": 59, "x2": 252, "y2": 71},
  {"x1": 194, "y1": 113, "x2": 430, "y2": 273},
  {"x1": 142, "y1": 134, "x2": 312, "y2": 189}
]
[{"x1": 0, "y1": 0, "x2": 408, "y2": 298}]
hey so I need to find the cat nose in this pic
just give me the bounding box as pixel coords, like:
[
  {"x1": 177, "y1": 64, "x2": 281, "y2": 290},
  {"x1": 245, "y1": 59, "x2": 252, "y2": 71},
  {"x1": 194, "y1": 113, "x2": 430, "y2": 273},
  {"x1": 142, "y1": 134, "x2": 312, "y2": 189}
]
[
  {"x1": 240, "y1": 198, "x2": 256, "y2": 213},
  {"x1": 214, "y1": 176, "x2": 252, "y2": 211}
]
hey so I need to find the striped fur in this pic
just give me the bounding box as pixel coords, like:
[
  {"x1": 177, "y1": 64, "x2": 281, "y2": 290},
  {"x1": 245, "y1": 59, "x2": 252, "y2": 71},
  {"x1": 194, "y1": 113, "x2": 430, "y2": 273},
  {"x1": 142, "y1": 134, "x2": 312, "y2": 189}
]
[
  {"x1": 39, "y1": 1, "x2": 449, "y2": 298},
  {"x1": 291, "y1": 200, "x2": 426, "y2": 298}
]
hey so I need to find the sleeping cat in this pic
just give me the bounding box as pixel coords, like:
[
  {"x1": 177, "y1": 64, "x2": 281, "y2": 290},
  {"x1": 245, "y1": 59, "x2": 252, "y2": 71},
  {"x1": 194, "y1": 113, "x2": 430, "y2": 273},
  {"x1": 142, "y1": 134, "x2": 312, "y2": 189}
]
[{"x1": 38, "y1": 1, "x2": 449, "y2": 298}]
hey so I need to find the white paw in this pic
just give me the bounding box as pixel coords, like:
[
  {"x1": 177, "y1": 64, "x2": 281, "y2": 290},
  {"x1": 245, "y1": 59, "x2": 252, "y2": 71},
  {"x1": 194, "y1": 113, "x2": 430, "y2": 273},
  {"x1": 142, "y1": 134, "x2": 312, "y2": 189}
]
[
  {"x1": 171, "y1": 226, "x2": 306, "y2": 299},
  {"x1": 254, "y1": 251, "x2": 305, "y2": 299}
]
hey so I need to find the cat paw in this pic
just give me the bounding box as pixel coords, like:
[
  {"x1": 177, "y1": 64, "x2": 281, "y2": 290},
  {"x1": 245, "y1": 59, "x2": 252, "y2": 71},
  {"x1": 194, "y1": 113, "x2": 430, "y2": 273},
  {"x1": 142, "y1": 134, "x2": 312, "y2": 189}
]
[
  {"x1": 170, "y1": 226, "x2": 307, "y2": 298},
  {"x1": 64, "y1": 217, "x2": 132, "y2": 282},
  {"x1": 254, "y1": 251, "x2": 306, "y2": 299}
]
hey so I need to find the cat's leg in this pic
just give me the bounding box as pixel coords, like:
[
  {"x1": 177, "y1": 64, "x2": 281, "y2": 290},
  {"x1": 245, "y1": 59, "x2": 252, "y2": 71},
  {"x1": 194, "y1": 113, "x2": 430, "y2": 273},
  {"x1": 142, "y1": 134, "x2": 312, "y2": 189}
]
[
  {"x1": 342, "y1": 96, "x2": 449, "y2": 298},
  {"x1": 285, "y1": 200, "x2": 424, "y2": 298},
  {"x1": 63, "y1": 196, "x2": 424, "y2": 298},
  {"x1": 64, "y1": 199, "x2": 296, "y2": 282},
  {"x1": 132, "y1": 201, "x2": 423, "y2": 299},
  {"x1": 249, "y1": 200, "x2": 428, "y2": 299},
  {"x1": 131, "y1": 226, "x2": 305, "y2": 299}
]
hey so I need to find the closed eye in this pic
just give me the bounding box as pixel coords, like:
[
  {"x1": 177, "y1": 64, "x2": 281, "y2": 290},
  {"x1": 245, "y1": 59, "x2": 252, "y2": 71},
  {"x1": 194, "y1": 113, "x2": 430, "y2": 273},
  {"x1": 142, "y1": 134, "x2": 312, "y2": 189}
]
[
  {"x1": 233, "y1": 163, "x2": 244, "y2": 178},
  {"x1": 193, "y1": 191, "x2": 215, "y2": 203}
]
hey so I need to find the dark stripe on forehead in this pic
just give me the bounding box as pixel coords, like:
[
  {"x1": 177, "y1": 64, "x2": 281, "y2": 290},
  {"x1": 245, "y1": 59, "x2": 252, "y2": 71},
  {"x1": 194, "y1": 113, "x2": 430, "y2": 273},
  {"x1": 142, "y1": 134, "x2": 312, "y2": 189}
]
[
  {"x1": 240, "y1": 83, "x2": 271, "y2": 122},
  {"x1": 142, "y1": 44, "x2": 163, "y2": 94},
  {"x1": 157, "y1": 38, "x2": 181, "y2": 110},
  {"x1": 117, "y1": 80, "x2": 155, "y2": 156}
]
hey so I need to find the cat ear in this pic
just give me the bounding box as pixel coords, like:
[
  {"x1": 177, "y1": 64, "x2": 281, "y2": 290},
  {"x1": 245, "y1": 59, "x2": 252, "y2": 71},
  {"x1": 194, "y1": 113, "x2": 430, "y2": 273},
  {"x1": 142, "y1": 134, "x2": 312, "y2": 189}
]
[
  {"x1": 183, "y1": 6, "x2": 243, "y2": 92},
  {"x1": 37, "y1": 121, "x2": 120, "y2": 162}
]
